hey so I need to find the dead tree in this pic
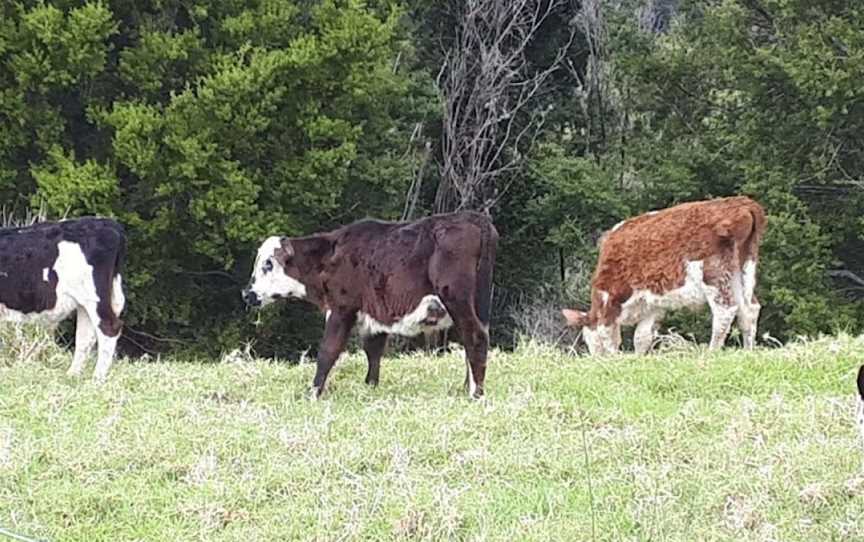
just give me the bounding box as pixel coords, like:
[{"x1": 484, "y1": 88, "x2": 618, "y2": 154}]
[{"x1": 434, "y1": 0, "x2": 574, "y2": 213}]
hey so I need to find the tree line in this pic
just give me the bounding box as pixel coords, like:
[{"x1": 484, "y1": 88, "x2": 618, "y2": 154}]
[{"x1": 1, "y1": 0, "x2": 862, "y2": 357}]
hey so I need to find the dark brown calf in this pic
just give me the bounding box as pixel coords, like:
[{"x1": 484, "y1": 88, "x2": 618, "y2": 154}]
[{"x1": 243, "y1": 211, "x2": 498, "y2": 398}]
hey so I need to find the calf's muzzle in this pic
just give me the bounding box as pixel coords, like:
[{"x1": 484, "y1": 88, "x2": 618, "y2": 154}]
[{"x1": 242, "y1": 288, "x2": 261, "y2": 307}]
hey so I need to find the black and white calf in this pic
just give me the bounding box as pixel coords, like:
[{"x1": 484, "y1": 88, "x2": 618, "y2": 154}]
[{"x1": 0, "y1": 217, "x2": 126, "y2": 381}]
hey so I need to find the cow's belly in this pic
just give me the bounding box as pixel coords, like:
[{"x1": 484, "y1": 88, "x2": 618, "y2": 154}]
[
  {"x1": 618, "y1": 260, "x2": 708, "y2": 325},
  {"x1": 0, "y1": 293, "x2": 77, "y2": 327},
  {"x1": 357, "y1": 294, "x2": 453, "y2": 337}
]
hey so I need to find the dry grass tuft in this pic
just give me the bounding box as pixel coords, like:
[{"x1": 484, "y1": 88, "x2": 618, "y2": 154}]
[{"x1": 0, "y1": 322, "x2": 66, "y2": 367}]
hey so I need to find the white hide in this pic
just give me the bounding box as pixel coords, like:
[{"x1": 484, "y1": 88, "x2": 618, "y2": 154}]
[
  {"x1": 248, "y1": 236, "x2": 307, "y2": 304},
  {"x1": 112, "y1": 275, "x2": 126, "y2": 315},
  {"x1": 0, "y1": 241, "x2": 123, "y2": 381},
  {"x1": 618, "y1": 261, "x2": 709, "y2": 326},
  {"x1": 582, "y1": 320, "x2": 620, "y2": 356},
  {"x1": 741, "y1": 260, "x2": 757, "y2": 301},
  {"x1": 735, "y1": 259, "x2": 760, "y2": 349},
  {"x1": 357, "y1": 294, "x2": 453, "y2": 338},
  {"x1": 587, "y1": 259, "x2": 754, "y2": 355}
]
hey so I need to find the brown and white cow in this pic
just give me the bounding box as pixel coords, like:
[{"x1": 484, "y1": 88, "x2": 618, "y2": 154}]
[
  {"x1": 242, "y1": 211, "x2": 498, "y2": 398},
  {"x1": 0, "y1": 217, "x2": 126, "y2": 380},
  {"x1": 561, "y1": 196, "x2": 766, "y2": 355}
]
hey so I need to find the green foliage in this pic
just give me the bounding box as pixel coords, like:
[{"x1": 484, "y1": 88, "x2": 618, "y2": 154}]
[
  {"x1": 0, "y1": 0, "x2": 862, "y2": 354},
  {"x1": 0, "y1": 0, "x2": 435, "y2": 356},
  {"x1": 32, "y1": 145, "x2": 119, "y2": 214},
  {"x1": 591, "y1": 0, "x2": 864, "y2": 340}
]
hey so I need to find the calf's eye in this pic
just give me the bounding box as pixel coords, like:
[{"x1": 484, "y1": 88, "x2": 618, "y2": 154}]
[{"x1": 263, "y1": 259, "x2": 274, "y2": 273}]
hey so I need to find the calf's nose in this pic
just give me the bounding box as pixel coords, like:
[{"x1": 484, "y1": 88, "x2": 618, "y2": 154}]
[{"x1": 242, "y1": 288, "x2": 261, "y2": 307}]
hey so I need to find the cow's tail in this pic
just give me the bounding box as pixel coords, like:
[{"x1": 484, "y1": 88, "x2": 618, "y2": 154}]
[
  {"x1": 474, "y1": 218, "x2": 498, "y2": 328},
  {"x1": 740, "y1": 199, "x2": 767, "y2": 263},
  {"x1": 713, "y1": 199, "x2": 766, "y2": 259}
]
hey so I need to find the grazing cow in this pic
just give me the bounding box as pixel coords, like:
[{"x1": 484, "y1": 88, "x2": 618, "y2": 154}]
[
  {"x1": 561, "y1": 196, "x2": 766, "y2": 355},
  {"x1": 242, "y1": 211, "x2": 498, "y2": 398},
  {"x1": 857, "y1": 365, "x2": 864, "y2": 447},
  {"x1": 0, "y1": 217, "x2": 126, "y2": 380}
]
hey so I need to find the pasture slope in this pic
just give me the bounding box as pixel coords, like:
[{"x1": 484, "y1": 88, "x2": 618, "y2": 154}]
[{"x1": 1, "y1": 334, "x2": 863, "y2": 541}]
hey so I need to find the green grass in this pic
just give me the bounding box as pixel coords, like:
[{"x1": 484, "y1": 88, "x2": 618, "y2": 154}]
[{"x1": 1, "y1": 335, "x2": 863, "y2": 541}]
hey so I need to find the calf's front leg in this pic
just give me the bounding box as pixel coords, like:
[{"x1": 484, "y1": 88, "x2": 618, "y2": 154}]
[
  {"x1": 633, "y1": 316, "x2": 659, "y2": 356},
  {"x1": 311, "y1": 311, "x2": 357, "y2": 399}
]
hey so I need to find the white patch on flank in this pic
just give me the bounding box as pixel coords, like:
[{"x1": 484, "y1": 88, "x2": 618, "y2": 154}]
[
  {"x1": 42, "y1": 267, "x2": 49, "y2": 282},
  {"x1": 325, "y1": 310, "x2": 331, "y2": 322},
  {"x1": 585, "y1": 260, "x2": 712, "y2": 355},
  {"x1": 357, "y1": 295, "x2": 453, "y2": 338},
  {"x1": 248, "y1": 236, "x2": 307, "y2": 305},
  {"x1": 617, "y1": 260, "x2": 708, "y2": 327}
]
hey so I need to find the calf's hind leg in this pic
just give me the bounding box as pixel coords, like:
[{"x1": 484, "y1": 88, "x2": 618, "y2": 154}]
[
  {"x1": 439, "y1": 295, "x2": 488, "y2": 398},
  {"x1": 86, "y1": 272, "x2": 126, "y2": 382},
  {"x1": 362, "y1": 333, "x2": 388, "y2": 386},
  {"x1": 705, "y1": 291, "x2": 737, "y2": 350},
  {"x1": 736, "y1": 260, "x2": 761, "y2": 349},
  {"x1": 737, "y1": 296, "x2": 760, "y2": 349},
  {"x1": 85, "y1": 303, "x2": 123, "y2": 383}
]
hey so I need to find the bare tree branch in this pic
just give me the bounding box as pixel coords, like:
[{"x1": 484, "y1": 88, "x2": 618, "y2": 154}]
[
  {"x1": 829, "y1": 270, "x2": 864, "y2": 288},
  {"x1": 435, "y1": 0, "x2": 575, "y2": 213}
]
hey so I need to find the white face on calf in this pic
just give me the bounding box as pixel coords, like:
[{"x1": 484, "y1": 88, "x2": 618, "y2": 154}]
[
  {"x1": 561, "y1": 308, "x2": 618, "y2": 355},
  {"x1": 582, "y1": 324, "x2": 620, "y2": 355},
  {"x1": 243, "y1": 236, "x2": 307, "y2": 307}
]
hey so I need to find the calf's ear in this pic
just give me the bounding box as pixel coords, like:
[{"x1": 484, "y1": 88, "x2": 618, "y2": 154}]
[
  {"x1": 274, "y1": 237, "x2": 294, "y2": 266},
  {"x1": 279, "y1": 237, "x2": 294, "y2": 257},
  {"x1": 561, "y1": 308, "x2": 587, "y2": 327}
]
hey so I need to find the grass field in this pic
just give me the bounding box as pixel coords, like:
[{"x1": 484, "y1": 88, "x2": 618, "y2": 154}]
[{"x1": 1, "y1": 334, "x2": 863, "y2": 541}]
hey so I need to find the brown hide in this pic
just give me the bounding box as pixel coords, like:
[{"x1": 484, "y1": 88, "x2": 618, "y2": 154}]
[
  {"x1": 265, "y1": 211, "x2": 498, "y2": 398},
  {"x1": 287, "y1": 211, "x2": 496, "y2": 326}
]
